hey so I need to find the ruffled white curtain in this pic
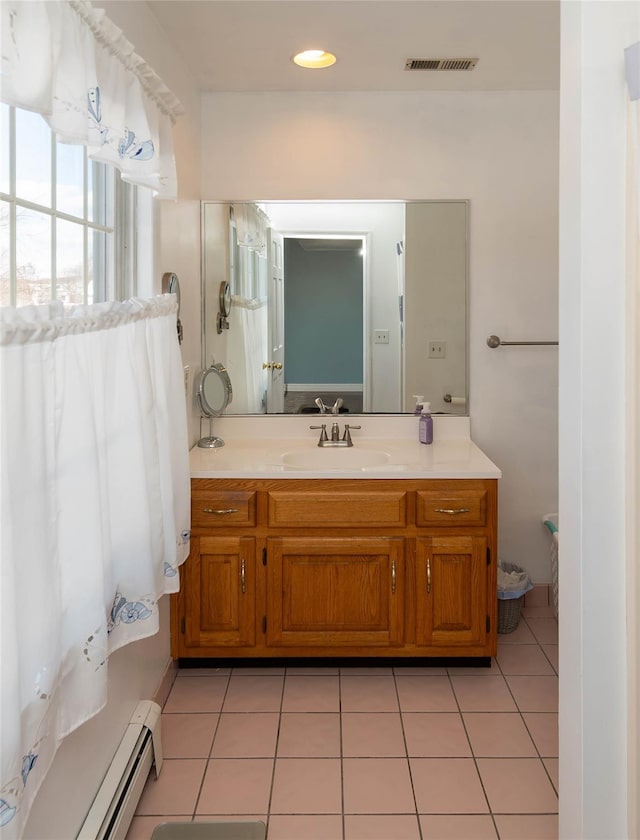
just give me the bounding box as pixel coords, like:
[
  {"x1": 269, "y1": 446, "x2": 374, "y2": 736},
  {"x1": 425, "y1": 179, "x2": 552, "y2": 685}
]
[
  {"x1": 242, "y1": 304, "x2": 268, "y2": 412},
  {"x1": 0, "y1": 0, "x2": 182, "y2": 197},
  {"x1": 232, "y1": 204, "x2": 270, "y2": 254},
  {"x1": 225, "y1": 301, "x2": 267, "y2": 413},
  {"x1": 240, "y1": 302, "x2": 268, "y2": 413},
  {"x1": 0, "y1": 296, "x2": 190, "y2": 839}
]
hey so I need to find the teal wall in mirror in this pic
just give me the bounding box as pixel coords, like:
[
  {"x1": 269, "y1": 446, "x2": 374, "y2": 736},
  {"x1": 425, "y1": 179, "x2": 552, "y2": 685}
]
[{"x1": 284, "y1": 237, "x2": 364, "y2": 388}]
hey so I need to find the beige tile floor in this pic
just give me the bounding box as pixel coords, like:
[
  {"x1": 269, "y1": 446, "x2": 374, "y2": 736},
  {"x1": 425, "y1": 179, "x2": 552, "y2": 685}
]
[{"x1": 127, "y1": 599, "x2": 558, "y2": 840}]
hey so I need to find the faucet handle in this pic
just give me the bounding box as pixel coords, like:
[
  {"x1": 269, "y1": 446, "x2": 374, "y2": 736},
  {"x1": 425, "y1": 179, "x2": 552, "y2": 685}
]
[
  {"x1": 314, "y1": 397, "x2": 327, "y2": 413},
  {"x1": 309, "y1": 424, "x2": 328, "y2": 442},
  {"x1": 342, "y1": 424, "x2": 361, "y2": 445},
  {"x1": 330, "y1": 398, "x2": 344, "y2": 414}
]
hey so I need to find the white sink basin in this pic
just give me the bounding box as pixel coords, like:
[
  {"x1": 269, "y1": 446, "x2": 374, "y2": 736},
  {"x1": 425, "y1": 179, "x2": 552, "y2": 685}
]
[{"x1": 281, "y1": 447, "x2": 390, "y2": 470}]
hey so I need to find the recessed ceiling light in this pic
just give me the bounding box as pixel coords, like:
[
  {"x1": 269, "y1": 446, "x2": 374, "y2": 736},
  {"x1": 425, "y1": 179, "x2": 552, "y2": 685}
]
[{"x1": 292, "y1": 50, "x2": 337, "y2": 69}]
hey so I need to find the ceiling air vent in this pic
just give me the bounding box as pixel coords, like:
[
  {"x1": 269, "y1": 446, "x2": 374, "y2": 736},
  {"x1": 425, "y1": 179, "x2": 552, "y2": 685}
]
[{"x1": 404, "y1": 58, "x2": 478, "y2": 71}]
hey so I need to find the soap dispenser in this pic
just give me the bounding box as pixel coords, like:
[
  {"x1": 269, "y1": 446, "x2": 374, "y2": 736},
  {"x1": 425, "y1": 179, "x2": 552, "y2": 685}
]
[
  {"x1": 419, "y1": 402, "x2": 433, "y2": 444},
  {"x1": 412, "y1": 395, "x2": 424, "y2": 415}
]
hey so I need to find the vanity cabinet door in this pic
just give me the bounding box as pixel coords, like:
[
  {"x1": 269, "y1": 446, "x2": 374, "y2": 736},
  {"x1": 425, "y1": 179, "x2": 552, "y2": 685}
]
[
  {"x1": 182, "y1": 535, "x2": 256, "y2": 649},
  {"x1": 266, "y1": 537, "x2": 405, "y2": 648},
  {"x1": 415, "y1": 536, "x2": 489, "y2": 648}
]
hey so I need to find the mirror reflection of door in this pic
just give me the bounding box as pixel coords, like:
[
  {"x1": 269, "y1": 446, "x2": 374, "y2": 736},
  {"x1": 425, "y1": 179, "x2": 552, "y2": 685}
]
[
  {"x1": 282, "y1": 236, "x2": 365, "y2": 414},
  {"x1": 266, "y1": 229, "x2": 285, "y2": 413}
]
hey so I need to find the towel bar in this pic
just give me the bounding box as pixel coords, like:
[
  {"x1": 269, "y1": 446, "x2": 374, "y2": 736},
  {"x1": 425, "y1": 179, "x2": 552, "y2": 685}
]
[{"x1": 487, "y1": 335, "x2": 558, "y2": 348}]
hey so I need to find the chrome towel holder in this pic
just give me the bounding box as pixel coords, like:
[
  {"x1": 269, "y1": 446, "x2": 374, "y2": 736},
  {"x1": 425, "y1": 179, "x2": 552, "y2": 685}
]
[{"x1": 487, "y1": 335, "x2": 558, "y2": 349}]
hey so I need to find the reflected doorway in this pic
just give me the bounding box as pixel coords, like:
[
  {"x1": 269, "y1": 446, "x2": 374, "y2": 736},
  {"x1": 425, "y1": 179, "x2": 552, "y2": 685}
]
[{"x1": 280, "y1": 235, "x2": 365, "y2": 414}]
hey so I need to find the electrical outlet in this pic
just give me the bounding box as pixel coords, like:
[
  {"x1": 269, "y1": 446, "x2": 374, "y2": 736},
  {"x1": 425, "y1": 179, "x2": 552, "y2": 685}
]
[
  {"x1": 374, "y1": 330, "x2": 390, "y2": 344},
  {"x1": 428, "y1": 341, "x2": 446, "y2": 358},
  {"x1": 183, "y1": 365, "x2": 190, "y2": 397}
]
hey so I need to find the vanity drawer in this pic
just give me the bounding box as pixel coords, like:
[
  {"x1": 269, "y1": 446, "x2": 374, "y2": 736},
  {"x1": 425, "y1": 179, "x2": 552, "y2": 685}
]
[
  {"x1": 268, "y1": 490, "x2": 408, "y2": 528},
  {"x1": 192, "y1": 489, "x2": 257, "y2": 529},
  {"x1": 416, "y1": 488, "x2": 487, "y2": 528}
]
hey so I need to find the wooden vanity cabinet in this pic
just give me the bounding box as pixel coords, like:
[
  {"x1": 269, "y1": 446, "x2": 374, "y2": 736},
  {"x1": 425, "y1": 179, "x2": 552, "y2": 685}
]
[{"x1": 171, "y1": 477, "x2": 498, "y2": 661}]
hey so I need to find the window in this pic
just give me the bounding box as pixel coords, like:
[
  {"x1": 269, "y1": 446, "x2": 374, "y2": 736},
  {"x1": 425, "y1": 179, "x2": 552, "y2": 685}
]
[{"x1": 0, "y1": 105, "x2": 140, "y2": 307}]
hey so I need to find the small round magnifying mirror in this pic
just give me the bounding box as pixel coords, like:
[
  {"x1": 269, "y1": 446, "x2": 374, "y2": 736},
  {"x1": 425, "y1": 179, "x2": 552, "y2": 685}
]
[{"x1": 197, "y1": 362, "x2": 233, "y2": 448}]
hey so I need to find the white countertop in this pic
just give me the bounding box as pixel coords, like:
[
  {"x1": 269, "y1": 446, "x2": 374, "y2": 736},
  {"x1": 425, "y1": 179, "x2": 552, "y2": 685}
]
[{"x1": 190, "y1": 415, "x2": 502, "y2": 480}]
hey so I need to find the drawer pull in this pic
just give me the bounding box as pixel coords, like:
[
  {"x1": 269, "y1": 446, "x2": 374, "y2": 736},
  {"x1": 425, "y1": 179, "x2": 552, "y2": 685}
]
[
  {"x1": 240, "y1": 558, "x2": 246, "y2": 594},
  {"x1": 426, "y1": 557, "x2": 431, "y2": 593},
  {"x1": 202, "y1": 507, "x2": 240, "y2": 515},
  {"x1": 433, "y1": 507, "x2": 471, "y2": 516},
  {"x1": 391, "y1": 559, "x2": 397, "y2": 595}
]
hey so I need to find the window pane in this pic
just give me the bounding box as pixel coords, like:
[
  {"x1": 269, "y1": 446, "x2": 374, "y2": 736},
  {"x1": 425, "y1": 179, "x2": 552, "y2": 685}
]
[
  {"x1": 56, "y1": 219, "x2": 84, "y2": 305},
  {"x1": 15, "y1": 109, "x2": 51, "y2": 207},
  {"x1": 16, "y1": 208, "x2": 51, "y2": 305},
  {"x1": 1, "y1": 104, "x2": 10, "y2": 195},
  {"x1": 88, "y1": 160, "x2": 109, "y2": 225},
  {"x1": 0, "y1": 200, "x2": 10, "y2": 305},
  {"x1": 56, "y1": 141, "x2": 84, "y2": 219},
  {"x1": 88, "y1": 229, "x2": 108, "y2": 304}
]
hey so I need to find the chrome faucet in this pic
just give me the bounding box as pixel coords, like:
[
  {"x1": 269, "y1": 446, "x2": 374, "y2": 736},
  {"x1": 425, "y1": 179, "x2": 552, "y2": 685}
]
[
  {"x1": 314, "y1": 397, "x2": 343, "y2": 415},
  {"x1": 310, "y1": 422, "x2": 361, "y2": 447}
]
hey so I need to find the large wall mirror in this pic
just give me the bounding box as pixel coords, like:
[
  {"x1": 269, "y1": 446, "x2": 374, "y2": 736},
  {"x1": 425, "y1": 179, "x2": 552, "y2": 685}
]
[{"x1": 202, "y1": 200, "x2": 468, "y2": 415}]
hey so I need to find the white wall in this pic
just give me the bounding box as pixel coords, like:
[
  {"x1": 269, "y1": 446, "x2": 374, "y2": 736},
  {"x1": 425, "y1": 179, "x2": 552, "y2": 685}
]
[
  {"x1": 24, "y1": 5, "x2": 202, "y2": 836},
  {"x1": 159, "y1": 199, "x2": 203, "y2": 444},
  {"x1": 559, "y1": 1, "x2": 640, "y2": 837},
  {"x1": 202, "y1": 90, "x2": 559, "y2": 583}
]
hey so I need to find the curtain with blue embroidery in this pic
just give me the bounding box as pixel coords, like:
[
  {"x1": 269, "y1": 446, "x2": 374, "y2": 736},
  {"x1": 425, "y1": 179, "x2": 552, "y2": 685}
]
[
  {"x1": 0, "y1": 0, "x2": 183, "y2": 197},
  {"x1": 0, "y1": 296, "x2": 191, "y2": 838}
]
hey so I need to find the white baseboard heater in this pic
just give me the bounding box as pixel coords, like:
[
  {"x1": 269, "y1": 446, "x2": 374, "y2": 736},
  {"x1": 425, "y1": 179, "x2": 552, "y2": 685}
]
[{"x1": 77, "y1": 700, "x2": 163, "y2": 840}]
